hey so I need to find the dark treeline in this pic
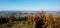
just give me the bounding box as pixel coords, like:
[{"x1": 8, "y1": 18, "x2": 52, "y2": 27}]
[
  {"x1": 0, "y1": 17, "x2": 9, "y2": 24},
  {"x1": 0, "y1": 16, "x2": 28, "y2": 24}
]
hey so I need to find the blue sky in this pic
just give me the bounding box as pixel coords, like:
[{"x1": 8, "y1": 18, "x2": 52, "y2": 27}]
[{"x1": 0, "y1": 0, "x2": 60, "y2": 11}]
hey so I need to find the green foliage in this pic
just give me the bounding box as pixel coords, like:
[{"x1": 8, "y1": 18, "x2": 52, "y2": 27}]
[{"x1": 15, "y1": 16, "x2": 28, "y2": 21}]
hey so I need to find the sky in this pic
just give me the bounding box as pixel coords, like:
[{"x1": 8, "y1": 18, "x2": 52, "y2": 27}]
[{"x1": 0, "y1": 0, "x2": 60, "y2": 11}]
